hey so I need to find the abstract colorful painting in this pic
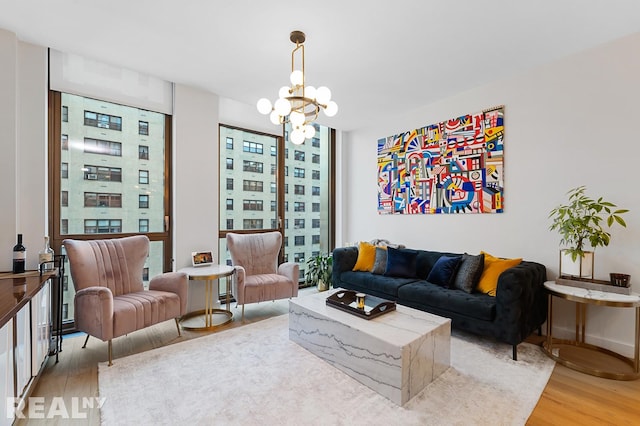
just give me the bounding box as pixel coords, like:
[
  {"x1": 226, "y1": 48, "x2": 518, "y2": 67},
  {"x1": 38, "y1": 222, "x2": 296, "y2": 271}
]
[{"x1": 377, "y1": 106, "x2": 504, "y2": 214}]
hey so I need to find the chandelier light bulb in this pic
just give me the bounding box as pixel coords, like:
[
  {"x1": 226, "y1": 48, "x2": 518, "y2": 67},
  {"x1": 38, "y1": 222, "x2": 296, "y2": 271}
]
[
  {"x1": 315, "y1": 86, "x2": 331, "y2": 105},
  {"x1": 304, "y1": 85, "x2": 316, "y2": 101},
  {"x1": 290, "y1": 128, "x2": 305, "y2": 145},
  {"x1": 303, "y1": 124, "x2": 316, "y2": 139},
  {"x1": 269, "y1": 110, "x2": 282, "y2": 125},
  {"x1": 290, "y1": 111, "x2": 305, "y2": 126},
  {"x1": 278, "y1": 86, "x2": 291, "y2": 99},
  {"x1": 256, "y1": 98, "x2": 272, "y2": 115},
  {"x1": 324, "y1": 101, "x2": 338, "y2": 117},
  {"x1": 290, "y1": 70, "x2": 304, "y2": 86},
  {"x1": 274, "y1": 98, "x2": 292, "y2": 116}
]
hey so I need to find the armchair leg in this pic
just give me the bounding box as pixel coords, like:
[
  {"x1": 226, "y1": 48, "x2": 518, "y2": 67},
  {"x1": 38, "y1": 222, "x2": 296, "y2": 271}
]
[
  {"x1": 175, "y1": 318, "x2": 182, "y2": 337},
  {"x1": 242, "y1": 304, "x2": 245, "y2": 321},
  {"x1": 108, "y1": 340, "x2": 113, "y2": 367},
  {"x1": 82, "y1": 334, "x2": 90, "y2": 348}
]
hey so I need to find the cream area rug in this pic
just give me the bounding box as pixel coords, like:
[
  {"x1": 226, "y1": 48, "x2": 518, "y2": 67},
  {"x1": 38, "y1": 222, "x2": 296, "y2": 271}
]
[{"x1": 99, "y1": 314, "x2": 554, "y2": 425}]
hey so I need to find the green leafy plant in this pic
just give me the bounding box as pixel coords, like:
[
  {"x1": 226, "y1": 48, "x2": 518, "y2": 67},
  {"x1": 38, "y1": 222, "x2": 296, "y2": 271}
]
[
  {"x1": 306, "y1": 253, "x2": 333, "y2": 289},
  {"x1": 548, "y1": 186, "x2": 628, "y2": 261}
]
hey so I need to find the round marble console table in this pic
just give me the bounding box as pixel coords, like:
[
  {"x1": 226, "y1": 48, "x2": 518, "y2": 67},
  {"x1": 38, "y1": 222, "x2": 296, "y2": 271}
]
[
  {"x1": 178, "y1": 265, "x2": 235, "y2": 330},
  {"x1": 543, "y1": 280, "x2": 640, "y2": 380}
]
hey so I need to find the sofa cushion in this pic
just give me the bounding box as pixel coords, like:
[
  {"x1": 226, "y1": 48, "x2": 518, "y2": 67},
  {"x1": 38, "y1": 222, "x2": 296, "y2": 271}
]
[
  {"x1": 338, "y1": 270, "x2": 417, "y2": 298},
  {"x1": 453, "y1": 253, "x2": 485, "y2": 293},
  {"x1": 352, "y1": 241, "x2": 377, "y2": 272},
  {"x1": 426, "y1": 255, "x2": 462, "y2": 287},
  {"x1": 371, "y1": 247, "x2": 388, "y2": 275},
  {"x1": 477, "y1": 251, "x2": 522, "y2": 296},
  {"x1": 384, "y1": 247, "x2": 418, "y2": 278},
  {"x1": 398, "y1": 282, "x2": 497, "y2": 321}
]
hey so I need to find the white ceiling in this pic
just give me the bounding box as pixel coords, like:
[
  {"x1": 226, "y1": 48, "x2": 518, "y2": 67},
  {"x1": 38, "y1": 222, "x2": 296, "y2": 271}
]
[{"x1": 1, "y1": 0, "x2": 640, "y2": 131}]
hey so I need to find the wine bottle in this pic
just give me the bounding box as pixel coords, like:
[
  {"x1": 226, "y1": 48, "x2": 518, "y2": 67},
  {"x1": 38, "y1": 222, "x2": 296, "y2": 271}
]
[
  {"x1": 38, "y1": 236, "x2": 55, "y2": 271},
  {"x1": 12, "y1": 233, "x2": 26, "y2": 274}
]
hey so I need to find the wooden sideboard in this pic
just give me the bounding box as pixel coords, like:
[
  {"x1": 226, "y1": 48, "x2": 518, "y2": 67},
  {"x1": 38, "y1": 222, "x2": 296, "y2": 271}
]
[{"x1": 0, "y1": 270, "x2": 56, "y2": 425}]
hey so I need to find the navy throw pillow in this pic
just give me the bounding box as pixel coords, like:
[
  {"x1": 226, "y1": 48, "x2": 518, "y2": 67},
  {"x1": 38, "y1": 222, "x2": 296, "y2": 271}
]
[
  {"x1": 426, "y1": 255, "x2": 462, "y2": 287},
  {"x1": 384, "y1": 247, "x2": 418, "y2": 278}
]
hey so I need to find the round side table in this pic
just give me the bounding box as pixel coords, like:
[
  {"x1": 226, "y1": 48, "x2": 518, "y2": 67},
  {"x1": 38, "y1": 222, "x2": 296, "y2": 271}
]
[
  {"x1": 178, "y1": 265, "x2": 235, "y2": 330},
  {"x1": 543, "y1": 280, "x2": 640, "y2": 380}
]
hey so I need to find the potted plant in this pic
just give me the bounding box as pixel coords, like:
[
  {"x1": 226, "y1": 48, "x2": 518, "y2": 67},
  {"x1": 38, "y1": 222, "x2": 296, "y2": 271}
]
[
  {"x1": 548, "y1": 186, "x2": 628, "y2": 277},
  {"x1": 306, "y1": 253, "x2": 333, "y2": 292}
]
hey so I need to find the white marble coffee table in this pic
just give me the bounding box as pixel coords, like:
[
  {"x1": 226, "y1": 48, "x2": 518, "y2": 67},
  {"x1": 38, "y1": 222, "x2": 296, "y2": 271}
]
[{"x1": 289, "y1": 289, "x2": 451, "y2": 406}]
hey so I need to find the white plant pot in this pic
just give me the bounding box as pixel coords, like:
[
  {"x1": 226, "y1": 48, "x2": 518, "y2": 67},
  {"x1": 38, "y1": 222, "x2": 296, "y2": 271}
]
[
  {"x1": 559, "y1": 250, "x2": 594, "y2": 278},
  {"x1": 317, "y1": 279, "x2": 329, "y2": 292}
]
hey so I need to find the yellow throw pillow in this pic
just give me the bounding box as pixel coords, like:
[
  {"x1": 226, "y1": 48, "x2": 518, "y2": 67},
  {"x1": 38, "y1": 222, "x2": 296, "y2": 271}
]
[
  {"x1": 476, "y1": 251, "x2": 522, "y2": 296},
  {"x1": 352, "y1": 241, "x2": 377, "y2": 272}
]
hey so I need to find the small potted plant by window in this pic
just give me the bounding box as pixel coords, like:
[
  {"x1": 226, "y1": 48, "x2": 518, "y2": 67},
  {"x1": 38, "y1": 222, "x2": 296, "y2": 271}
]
[
  {"x1": 548, "y1": 186, "x2": 628, "y2": 278},
  {"x1": 306, "y1": 253, "x2": 333, "y2": 292}
]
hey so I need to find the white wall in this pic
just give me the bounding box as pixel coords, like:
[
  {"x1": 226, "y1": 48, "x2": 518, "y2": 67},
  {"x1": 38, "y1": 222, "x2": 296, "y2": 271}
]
[
  {"x1": 0, "y1": 30, "x2": 48, "y2": 271},
  {"x1": 342, "y1": 32, "x2": 640, "y2": 355}
]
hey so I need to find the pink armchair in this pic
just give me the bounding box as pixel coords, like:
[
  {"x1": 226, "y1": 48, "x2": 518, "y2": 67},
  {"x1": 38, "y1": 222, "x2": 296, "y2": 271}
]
[
  {"x1": 63, "y1": 235, "x2": 188, "y2": 365},
  {"x1": 226, "y1": 231, "x2": 299, "y2": 320}
]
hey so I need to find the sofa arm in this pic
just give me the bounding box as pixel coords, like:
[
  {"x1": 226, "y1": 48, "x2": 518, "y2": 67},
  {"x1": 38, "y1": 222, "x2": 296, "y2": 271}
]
[
  {"x1": 74, "y1": 286, "x2": 114, "y2": 341},
  {"x1": 150, "y1": 272, "x2": 189, "y2": 315},
  {"x1": 331, "y1": 246, "x2": 358, "y2": 288},
  {"x1": 278, "y1": 262, "x2": 300, "y2": 297},
  {"x1": 494, "y1": 261, "x2": 547, "y2": 344},
  {"x1": 232, "y1": 265, "x2": 246, "y2": 304}
]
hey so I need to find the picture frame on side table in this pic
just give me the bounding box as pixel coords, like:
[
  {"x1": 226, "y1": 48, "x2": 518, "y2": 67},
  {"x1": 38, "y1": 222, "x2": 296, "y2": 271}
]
[{"x1": 191, "y1": 250, "x2": 214, "y2": 267}]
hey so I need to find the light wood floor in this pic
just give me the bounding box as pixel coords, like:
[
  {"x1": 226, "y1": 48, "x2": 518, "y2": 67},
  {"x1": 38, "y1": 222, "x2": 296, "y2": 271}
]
[{"x1": 18, "y1": 289, "x2": 640, "y2": 425}]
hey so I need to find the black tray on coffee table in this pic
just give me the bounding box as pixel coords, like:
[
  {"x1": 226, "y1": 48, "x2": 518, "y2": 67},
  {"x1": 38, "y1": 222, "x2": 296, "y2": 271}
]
[{"x1": 326, "y1": 289, "x2": 396, "y2": 320}]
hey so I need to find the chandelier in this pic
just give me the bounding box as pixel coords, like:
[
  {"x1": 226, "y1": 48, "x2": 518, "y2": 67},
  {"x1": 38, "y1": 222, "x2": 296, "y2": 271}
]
[{"x1": 256, "y1": 30, "x2": 338, "y2": 145}]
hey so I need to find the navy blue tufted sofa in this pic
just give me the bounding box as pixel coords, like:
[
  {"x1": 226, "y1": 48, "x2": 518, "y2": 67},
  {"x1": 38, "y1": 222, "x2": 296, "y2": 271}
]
[{"x1": 331, "y1": 246, "x2": 548, "y2": 360}]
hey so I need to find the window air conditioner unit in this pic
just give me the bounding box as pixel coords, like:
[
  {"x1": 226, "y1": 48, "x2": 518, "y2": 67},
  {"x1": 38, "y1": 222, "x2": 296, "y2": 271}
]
[{"x1": 87, "y1": 173, "x2": 98, "y2": 180}]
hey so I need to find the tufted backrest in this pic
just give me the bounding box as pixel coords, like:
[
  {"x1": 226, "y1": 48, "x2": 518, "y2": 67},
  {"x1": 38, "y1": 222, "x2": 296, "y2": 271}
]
[
  {"x1": 63, "y1": 235, "x2": 148, "y2": 296},
  {"x1": 226, "y1": 231, "x2": 281, "y2": 276}
]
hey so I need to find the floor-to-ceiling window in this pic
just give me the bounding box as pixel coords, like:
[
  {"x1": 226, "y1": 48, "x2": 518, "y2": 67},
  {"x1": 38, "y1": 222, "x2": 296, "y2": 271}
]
[
  {"x1": 218, "y1": 123, "x2": 334, "y2": 292},
  {"x1": 49, "y1": 91, "x2": 173, "y2": 330}
]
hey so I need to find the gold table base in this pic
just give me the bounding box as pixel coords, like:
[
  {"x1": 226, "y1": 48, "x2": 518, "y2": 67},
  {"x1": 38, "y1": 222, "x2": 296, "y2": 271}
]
[{"x1": 180, "y1": 308, "x2": 233, "y2": 330}]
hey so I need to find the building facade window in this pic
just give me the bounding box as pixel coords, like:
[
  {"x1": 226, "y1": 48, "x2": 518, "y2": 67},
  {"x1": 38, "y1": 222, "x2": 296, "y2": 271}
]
[
  {"x1": 139, "y1": 170, "x2": 149, "y2": 184},
  {"x1": 139, "y1": 145, "x2": 149, "y2": 160},
  {"x1": 243, "y1": 160, "x2": 264, "y2": 173},
  {"x1": 84, "y1": 219, "x2": 122, "y2": 234},
  {"x1": 312, "y1": 170, "x2": 320, "y2": 180},
  {"x1": 84, "y1": 110, "x2": 122, "y2": 131},
  {"x1": 243, "y1": 141, "x2": 263, "y2": 154},
  {"x1": 139, "y1": 194, "x2": 149, "y2": 208},
  {"x1": 61, "y1": 219, "x2": 68, "y2": 234},
  {"x1": 294, "y1": 185, "x2": 305, "y2": 195},
  {"x1": 294, "y1": 150, "x2": 305, "y2": 161},
  {"x1": 61, "y1": 134, "x2": 69, "y2": 150},
  {"x1": 61, "y1": 162, "x2": 68, "y2": 179},
  {"x1": 294, "y1": 201, "x2": 305, "y2": 212},
  {"x1": 84, "y1": 138, "x2": 122, "y2": 156},
  {"x1": 294, "y1": 236, "x2": 305, "y2": 246},
  {"x1": 312, "y1": 153, "x2": 320, "y2": 164},
  {"x1": 312, "y1": 186, "x2": 320, "y2": 196},
  {"x1": 294, "y1": 219, "x2": 305, "y2": 229},
  {"x1": 226, "y1": 137, "x2": 233, "y2": 149},
  {"x1": 312, "y1": 235, "x2": 320, "y2": 244},
  {"x1": 62, "y1": 106, "x2": 68, "y2": 122},
  {"x1": 243, "y1": 219, "x2": 264, "y2": 229},
  {"x1": 294, "y1": 253, "x2": 305, "y2": 263},
  {"x1": 293, "y1": 167, "x2": 305, "y2": 178},
  {"x1": 84, "y1": 192, "x2": 122, "y2": 208},
  {"x1": 312, "y1": 218, "x2": 320, "y2": 228},
  {"x1": 312, "y1": 202, "x2": 320, "y2": 212},
  {"x1": 142, "y1": 267, "x2": 149, "y2": 281},
  {"x1": 243, "y1": 200, "x2": 263, "y2": 211},
  {"x1": 84, "y1": 165, "x2": 122, "y2": 182},
  {"x1": 226, "y1": 199, "x2": 234, "y2": 210},
  {"x1": 243, "y1": 180, "x2": 263, "y2": 192},
  {"x1": 139, "y1": 219, "x2": 149, "y2": 232},
  {"x1": 226, "y1": 178, "x2": 234, "y2": 190},
  {"x1": 139, "y1": 121, "x2": 149, "y2": 135},
  {"x1": 61, "y1": 191, "x2": 68, "y2": 207},
  {"x1": 226, "y1": 158, "x2": 234, "y2": 170},
  {"x1": 226, "y1": 219, "x2": 233, "y2": 229}
]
